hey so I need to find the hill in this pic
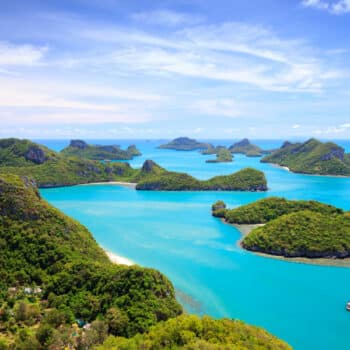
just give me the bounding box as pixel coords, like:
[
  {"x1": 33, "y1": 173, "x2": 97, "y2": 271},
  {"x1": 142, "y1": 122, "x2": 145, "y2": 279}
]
[
  {"x1": 205, "y1": 148, "x2": 233, "y2": 163},
  {"x1": 98, "y1": 314, "x2": 292, "y2": 350},
  {"x1": 158, "y1": 137, "x2": 212, "y2": 151},
  {"x1": 136, "y1": 167, "x2": 267, "y2": 191},
  {"x1": 61, "y1": 140, "x2": 141, "y2": 160},
  {"x1": 229, "y1": 139, "x2": 265, "y2": 157},
  {"x1": 261, "y1": 138, "x2": 350, "y2": 176},
  {"x1": 214, "y1": 197, "x2": 350, "y2": 259},
  {"x1": 0, "y1": 174, "x2": 182, "y2": 348}
]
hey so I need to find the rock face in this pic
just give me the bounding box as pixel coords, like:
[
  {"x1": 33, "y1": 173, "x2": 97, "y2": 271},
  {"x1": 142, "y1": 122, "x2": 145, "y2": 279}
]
[
  {"x1": 24, "y1": 146, "x2": 48, "y2": 164},
  {"x1": 70, "y1": 140, "x2": 88, "y2": 149},
  {"x1": 320, "y1": 147, "x2": 344, "y2": 161},
  {"x1": 228, "y1": 139, "x2": 264, "y2": 157},
  {"x1": 141, "y1": 160, "x2": 157, "y2": 173},
  {"x1": 232, "y1": 138, "x2": 250, "y2": 148}
]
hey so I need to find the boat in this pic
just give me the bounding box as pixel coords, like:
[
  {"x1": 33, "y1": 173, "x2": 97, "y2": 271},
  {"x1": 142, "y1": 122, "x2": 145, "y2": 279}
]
[{"x1": 346, "y1": 302, "x2": 350, "y2": 311}]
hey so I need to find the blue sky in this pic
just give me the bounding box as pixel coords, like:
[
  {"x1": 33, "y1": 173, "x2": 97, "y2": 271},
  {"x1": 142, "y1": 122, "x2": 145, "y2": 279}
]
[{"x1": 1, "y1": 0, "x2": 350, "y2": 139}]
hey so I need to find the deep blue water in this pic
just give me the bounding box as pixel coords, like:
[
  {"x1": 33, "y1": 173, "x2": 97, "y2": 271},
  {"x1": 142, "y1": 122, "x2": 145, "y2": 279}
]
[{"x1": 40, "y1": 139, "x2": 350, "y2": 350}]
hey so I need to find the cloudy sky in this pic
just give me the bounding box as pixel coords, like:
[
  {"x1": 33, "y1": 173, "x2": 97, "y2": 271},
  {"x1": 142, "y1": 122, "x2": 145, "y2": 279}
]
[{"x1": 1, "y1": 0, "x2": 350, "y2": 139}]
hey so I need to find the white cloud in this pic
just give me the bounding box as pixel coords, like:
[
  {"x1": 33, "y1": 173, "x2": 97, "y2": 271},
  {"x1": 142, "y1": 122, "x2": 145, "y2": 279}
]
[
  {"x1": 131, "y1": 10, "x2": 204, "y2": 27},
  {"x1": 0, "y1": 42, "x2": 47, "y2": 66},
  {"x1": 192, "y1": 99, "x2": 241, "y2": 118},
  {"x1": 292, "y1": 124, "x2": 301, "y2": 129},
  {"x1": 302, "y1": 0, "x2": 350, "y2": 14}
]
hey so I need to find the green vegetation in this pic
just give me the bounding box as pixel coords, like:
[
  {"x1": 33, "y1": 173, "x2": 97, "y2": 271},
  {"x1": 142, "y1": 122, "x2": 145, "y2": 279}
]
[
  {"x1": 61, "y1": 140, "x2": 142, "y2": 160},
  {"x1": 136, "y1": 167, "x2": 267, "y2": 191},
  {"x1": 261, "y1": 138, "x2": 350, "y2": 176},
  {"x1": 242, "y1": 210, "x2": 350, "y2": 258},
  {"x1": 229, "y1": 139, "x2": 264, "y2": 157},
  {"x1": 206, "y1": 148, "x2": 233, "y2": 163},
  {"x1": 0, "y1": 174, "x2": 182, "y2": 348},
  {"x1": 201, "y1": 145, "x2": 226, "y2": 155},
  {"x1": 98, "y1": 314, "x2": 292, "y2": 350},
  {"x1": 219, "y1": 197, "x2": 342, "y2": 224},
  {"x1": 158, "y1": 137, "x2": 211, "y2": 151},
  {"x1": 215, "y1": 197, "x2": 350, "y2": 259},
  {"x1": 0, "y1": 139, "x2": 267, "y2": 191}
]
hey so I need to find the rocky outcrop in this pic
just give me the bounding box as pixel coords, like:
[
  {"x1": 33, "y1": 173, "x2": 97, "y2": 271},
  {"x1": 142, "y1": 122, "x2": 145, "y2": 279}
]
[
  {"x1": 69, "y1": 140, "x2": 88, "y2": 149},
  {"x1": 320, "y1": 147, "x2": 344, "y2": 161},
  {"x1": 24, "y1": 146, "x2": 48, "y2": 164},
  {"x1": 141, "y1": 160, "x2": 157, "y2": 173}
]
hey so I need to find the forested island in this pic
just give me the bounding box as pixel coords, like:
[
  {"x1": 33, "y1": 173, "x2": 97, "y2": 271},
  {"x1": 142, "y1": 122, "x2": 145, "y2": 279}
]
[
  {"x1": 205, "y1": 148, "x2": 233, "y2": 163},
  {"x1": 158, "y1": 137, "x2": 211, "y2": 151},
  {"x1": 213, "y1": 197, "x2": 350, "y2": 259},
  {"x1": 0, "y1": 139, "x2": 267, "y2": 191},
  {"x1": 229, "y1": 138, "x2": 266, "y2": 157},
  {"x1": 0, "y1": 175, "x2": 291, "y2": 349},
  {"x1": 261, "y1": 138, "x2": 350, "y2": 176},
  {"x1": 61, "y1": 140, "x2": 141, "y2": 160}
]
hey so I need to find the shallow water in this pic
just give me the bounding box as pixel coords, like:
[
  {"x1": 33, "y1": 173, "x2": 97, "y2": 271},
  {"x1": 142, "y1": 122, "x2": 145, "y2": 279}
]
[{"x1": 40, "y1": 139, "x2": 350, "y2": 350}]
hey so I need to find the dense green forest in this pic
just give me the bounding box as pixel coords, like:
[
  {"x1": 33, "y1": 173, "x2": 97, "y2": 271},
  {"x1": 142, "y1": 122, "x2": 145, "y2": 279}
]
[
  {"x1": 158, "y1": 137, "x2": 211, "y2": 151},
  {"x1": 0, "y1": 174, "x2": 181, "y2": 348},
  {"x1": 61, "y1": 140, "x2": 141, "y2": 160},
  {"x1": 97, "y1": 314, "x2": 292, "y2": 350},
  {"x1": 228, "y1": 139, "x2": 265, "y2": 157},
  {"x1": 205, "y1": 148, "x2": 233, "y2": 163},
  {"x1": 0, "y1": 139, "x2": 267, "y2": 191},
  {"x1": 261, "y1": 138, "x2": 350, "y2": 176},
  {"x1": 214, "y1": 197, "x2": 350, "y2": 259}
]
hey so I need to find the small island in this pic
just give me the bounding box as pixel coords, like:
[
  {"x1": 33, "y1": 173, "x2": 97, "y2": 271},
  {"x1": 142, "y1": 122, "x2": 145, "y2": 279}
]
[
  {"x1": 206, "y1": 148, "x2": 233, "y2": 163},
  {"x1": 0, "y1": 138, "x2": 267, "y2": 191},
  {"x1": 261, "y1": 138, "x2": 350, "y2": 176},
  {"x1": 213, "y1": 197, "x2": 350, "y2": 260},
  {"x1": 158, "y1": 137, "x2": 212, "y2": 151},
  {"x1": 61, "y1": 139, "x2": 142, "y2": 160},
  {"x1": 229, "y1": 138, "x2": 265, "y2": 157}
]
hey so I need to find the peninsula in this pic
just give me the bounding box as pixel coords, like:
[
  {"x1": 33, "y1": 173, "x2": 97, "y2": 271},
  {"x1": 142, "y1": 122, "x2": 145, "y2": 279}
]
[
  {"x1": 0, "y1": 138, "x2": 267, "y2": 191},
  {"x1": 261, "y1": 138, "x2": 350, "y2": 176},
  {"x1": 158, "y1": 137, "x2": 212, "y2": 151},
  {"x1": 61, "y1": 139, "x2": 141, "y2": 160},
  {"x1": 214, "y1": 197, "x2": 350, "y2": 259}
]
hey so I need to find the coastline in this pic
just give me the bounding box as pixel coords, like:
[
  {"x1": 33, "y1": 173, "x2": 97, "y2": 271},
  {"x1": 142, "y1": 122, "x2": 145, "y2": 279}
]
[
  {"x1": 222, "y1": 219, "x2": 350, "y2": 268},
  {"x1": 105, "y1": 250, "x2": 135, "y2": 266},
  {"x1": 80, "y1": 181, "x2": 137, "y2": 188}
]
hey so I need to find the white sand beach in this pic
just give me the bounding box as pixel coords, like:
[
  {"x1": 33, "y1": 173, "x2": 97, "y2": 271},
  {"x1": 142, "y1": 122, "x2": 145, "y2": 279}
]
[
  {"x1": 81, "y1": 181, "x2": 137, "y2": 188},
  {"x1": 105, "y1": 250, "x2": 135, "y2": 266}
]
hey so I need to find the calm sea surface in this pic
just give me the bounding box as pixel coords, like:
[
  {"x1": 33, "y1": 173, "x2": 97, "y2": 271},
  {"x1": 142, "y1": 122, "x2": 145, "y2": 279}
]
[{"x1": 40, "y1": 139, "x2": 350, "y2": 350}]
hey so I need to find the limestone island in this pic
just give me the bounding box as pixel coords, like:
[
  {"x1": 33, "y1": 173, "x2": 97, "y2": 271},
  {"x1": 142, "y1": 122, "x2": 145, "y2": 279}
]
[
  {"x1": 213, "y1": 197, "x2": 350, "y2": 260},
  {"x1": 261, "y1": 138, "x2": 350, "y2": 176},
  {"x1": 229, "y1": 138, "x2": 266, "y2": 157},
  {"x1": 0, "y1": 138, "x2": 267, "y2": 191},
  {"x1": 205, "y1": 148, "x2": 233, "y2": 163},
  {"x1": 0, "y1": 174, "x2": 291, "y2": 349},
  {"x1": 61, "y1": 139, "x2": 141, "y2": 160},
  {"x1": 158, "y1": 137, "x2": 212, "y2": 151}
]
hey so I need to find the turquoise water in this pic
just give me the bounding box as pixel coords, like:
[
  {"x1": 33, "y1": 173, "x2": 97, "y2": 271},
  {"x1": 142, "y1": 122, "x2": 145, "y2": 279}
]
[{"x1": 40, "y1": 140, "x2": 350, "y2": 350}]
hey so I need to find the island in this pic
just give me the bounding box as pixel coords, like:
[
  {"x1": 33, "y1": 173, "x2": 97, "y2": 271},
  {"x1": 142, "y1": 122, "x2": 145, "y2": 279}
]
[
  {"x1": 0, "y1": 138, "x2": 267, "y2": 191},
  {"x1": 136, "y1": 161, "x2": 267, "y2": 191},
  {"x1": 201, "y1": 145, "x2": 226, "y2": 155},
  {"x1": 0, "y1": 175, "x2": 291, "y2": 349},
  {"x1": 61, "y1": 139, "x2": 142, "y2": 160},
  {"x1": 228, "y1": 138, "x2": 265, "y2": 157},
  {"x1": 205, "y1": 148, "x2": 233, "y2": 163},
  {"x1": 158, "y1": 137, "x2": 212, "y2": 151},
  {"x1": 213, "y1": 197, "x2": 350, "y2": 260},
  {"x1": 261, "y1": 138, "x2": 350, "y2": 176}
]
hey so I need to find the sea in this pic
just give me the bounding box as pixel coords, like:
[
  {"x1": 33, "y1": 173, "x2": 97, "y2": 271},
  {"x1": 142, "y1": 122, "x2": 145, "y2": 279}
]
[{"x1": 39, "y1": 139, "x2": 350, "y2": 350}]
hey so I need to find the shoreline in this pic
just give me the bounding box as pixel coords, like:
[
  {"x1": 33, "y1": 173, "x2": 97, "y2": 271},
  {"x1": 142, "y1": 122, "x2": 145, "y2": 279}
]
[
  {"x1": 221, "y1": 219, "x2": 350, "y2": 268},
  {"x1": 79, "y1": 181, "x2": 137, "y2": 188},
  {"x1": 104, "y1": 250, "x2": 135, "y2": 266}
]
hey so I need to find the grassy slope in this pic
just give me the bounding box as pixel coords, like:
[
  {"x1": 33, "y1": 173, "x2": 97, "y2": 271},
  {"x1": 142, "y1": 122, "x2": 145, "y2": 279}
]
[
  {"x1": 261, "y1": 138, "x2": 350, "y2": 176},
  {"x1": 0, "y1": 174, "x2": 182, "y2": 344},
  {"x1": 98, "y1": 314, "x2": 292, "y2": 350}
]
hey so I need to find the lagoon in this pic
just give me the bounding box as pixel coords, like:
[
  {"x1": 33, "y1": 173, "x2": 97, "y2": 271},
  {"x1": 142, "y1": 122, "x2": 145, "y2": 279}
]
[{"x1": 40, "y1": 139, "x2": 350, "y2": 350}]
